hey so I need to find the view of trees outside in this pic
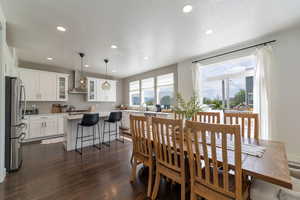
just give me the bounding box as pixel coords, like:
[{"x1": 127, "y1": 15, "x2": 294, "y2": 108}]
[
  {"x1": 131, "y1": 93, "x2": 140, "y2": 106},
  {"x1": 202, "y1": 56, "x2": 256, "y2": 111},
  {"x1": 142, "y1": 89, "x2": 155, "y2": 106},
  {"x1": 157, "y1": 86, "x2": 173, "y2": 107}
]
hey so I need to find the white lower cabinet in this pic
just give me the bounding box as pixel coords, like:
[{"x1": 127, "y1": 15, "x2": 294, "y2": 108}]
[{"x1": 25, "y1": 114, "x2": 65, "y2": 141}]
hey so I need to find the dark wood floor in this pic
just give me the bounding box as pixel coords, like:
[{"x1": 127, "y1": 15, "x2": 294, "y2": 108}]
[{"x1": 0, "y1": 140, "x2": 182, "y2": 200}]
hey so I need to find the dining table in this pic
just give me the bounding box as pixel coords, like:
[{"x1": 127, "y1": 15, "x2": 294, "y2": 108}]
[{"x1": 146, "y1": 130, "x2": 293, "y2": 190}]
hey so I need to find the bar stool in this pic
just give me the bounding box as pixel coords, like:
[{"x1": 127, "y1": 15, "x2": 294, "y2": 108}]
[
  {"x1": 102, "y1": 112, "x2": 123, "y2": 147},
  {"x1": 75, "y1": 113, "x2": 101, "y2": 155}
]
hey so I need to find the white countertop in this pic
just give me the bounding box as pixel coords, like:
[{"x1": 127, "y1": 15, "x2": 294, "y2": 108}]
[
  {"x1": 65, "y1": 112, "x2": 111, "y2": 120},
  {"x1": 120, "y1": 110, "x2": 171, "y2": 115}
]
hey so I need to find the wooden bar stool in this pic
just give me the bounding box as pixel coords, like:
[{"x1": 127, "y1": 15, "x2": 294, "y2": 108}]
[{"x1": 75, "y1": 113, "x2": 101, "y2": 155}]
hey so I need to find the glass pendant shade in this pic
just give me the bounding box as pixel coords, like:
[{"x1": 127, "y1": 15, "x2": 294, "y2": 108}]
[
  {"x1": 101, "y1": 58, "x2": 111, "y2": 90},
  {"x1": 102, "y1": 80, "x2": 111, "y2": 90}
]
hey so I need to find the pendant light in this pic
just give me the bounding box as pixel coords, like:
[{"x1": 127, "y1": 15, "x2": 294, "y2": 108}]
[
  {"x1": 102, "y1": 58, "x2": 111, "y2": 90},
  {"x1": 79, "y1": 52, "x2": 86, "y2": 89}
]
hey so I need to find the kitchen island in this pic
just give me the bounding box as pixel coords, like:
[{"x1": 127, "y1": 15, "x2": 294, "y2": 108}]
[
  {"x1": 63, "y1": 112, "x2": 110, "y2": 151},
  {"x1": 63, "y1": 110, "x2": 173, "y2": 151}
]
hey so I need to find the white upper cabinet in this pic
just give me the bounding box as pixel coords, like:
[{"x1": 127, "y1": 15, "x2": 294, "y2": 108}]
[
  {"x1": 87, "y1": 77, "x2": 116, "y2": 102},
  {"x1": 87, "y1": 77, "x2": 98, "y2": 101},
  {"x1": 56, "y1": 74, "x2": 69, "y2": 101},
  {"x1": 19, "y1": 68, "x2": 69, "y2": 102},
  {"x1": 19, "y1": 69, "x2": 40, "y2": 101},
  {"x1": 39, "y1": 71, "x2": 57, "y2": 101}
]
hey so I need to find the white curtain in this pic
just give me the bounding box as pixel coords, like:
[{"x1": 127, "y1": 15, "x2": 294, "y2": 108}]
[
  {"x1": 192, "y1": 63, "x2": 203, "y2": 104},
  {"x1": 253, "y1": 45, "x2": 274, "y2": 140}
]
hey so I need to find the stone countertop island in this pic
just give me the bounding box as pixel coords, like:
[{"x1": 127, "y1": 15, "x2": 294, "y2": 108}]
[{"x1": 63, "y1": 112, "x2": 110, "y2": 151}]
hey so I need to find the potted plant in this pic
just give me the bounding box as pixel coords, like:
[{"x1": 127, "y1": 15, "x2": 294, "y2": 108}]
[{"x1": 173, "y1": 93, "x2": 203, "y2": 120}]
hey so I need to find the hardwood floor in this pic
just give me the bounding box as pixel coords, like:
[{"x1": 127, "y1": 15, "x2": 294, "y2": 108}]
[{"x1": 0, "y1": 140, "x2": 182, "y2": 200}]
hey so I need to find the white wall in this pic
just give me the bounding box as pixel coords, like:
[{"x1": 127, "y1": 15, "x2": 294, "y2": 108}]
[
  {"x1": 0, "y1": 3, "x2": 7, "y2": 183},
  {"x1": 178, "y1": 25, "x2": 300, "y2": 162}
]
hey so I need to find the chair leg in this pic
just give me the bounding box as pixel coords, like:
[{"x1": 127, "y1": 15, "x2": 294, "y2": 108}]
[
  {"x1": 190, "y1": 191, "x2": 196, "y2": 200},
  {"x1": 147, "y1": 165, "x2": 153, "y2": 198},
  {"x1": 96, "y1": 123, "x2": 101, "y2": 150},
  {"x1": 181, "y1": 183, "x2": 186, "y2": 200},
  {"x1": 81, "y1": 126, "x2": 83, "y2": 154},
  {"x1": 93, "y1": 126, "x2": 95, "y2": 146},
  {"x1": 75, "y1": 125, "x2": 79, "y2": 153},
  {"x1": 151, "y1": 170, "x2": 161, "y2": 200},
  {"x1": 102, "y1": 122, "x2": 105, "y2": 144},
  {"x1": 108, "y1": 123, "x2": 111, "y2": 145},
  {"x1": 130, "y1": 157, "x2": 137, "y2": 183}
]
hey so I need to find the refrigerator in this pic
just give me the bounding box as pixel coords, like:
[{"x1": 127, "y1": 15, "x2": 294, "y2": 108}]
[{"x1": 5, "y1": 77, "x2": 27, "y2": 172}]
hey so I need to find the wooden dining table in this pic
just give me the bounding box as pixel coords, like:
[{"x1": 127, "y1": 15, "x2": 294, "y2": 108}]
[{"x1": 147, "y1": 130, "x2": 292, "y2": 190}]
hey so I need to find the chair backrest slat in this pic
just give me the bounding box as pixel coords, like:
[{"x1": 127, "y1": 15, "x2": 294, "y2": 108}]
[
  {"x1": 130, "y1": 115, "x2": 152, "y2": 159},
  {"x1": 224, "y1": 112, "x2": 259, "y2": 140},
  {"x1": 192, "y1": 112, "x2": 220, "y2": 124},
  {"x1": 186, "y1": 121, "x2": 242, "y2": 199},
  {"x1": 152, "y1": 117, "x2": 184, "y2": 173}
]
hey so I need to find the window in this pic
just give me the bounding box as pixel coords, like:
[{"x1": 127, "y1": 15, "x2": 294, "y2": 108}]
[
  {"x1": 141, "y1": 78, "x2": 155, "y2": 106},
  {"x1": 157, "y1": 73, "x2": 174, "y2": 108},
  {"x1": 129, "y1": 80, "x2": 140, "y2": 106},
  {"x1": 202, "y1": 56, "x2": 256, "y2": 111}
]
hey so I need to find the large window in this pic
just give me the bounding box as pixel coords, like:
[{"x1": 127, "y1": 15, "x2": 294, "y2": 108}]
[
  {"x1": 129, "y1": 80, "x2": 140, "y2": 106},
  {"x1": 202, "y1": 56, "x2": 256, "y2": 111},
  {"x1": 157, "y1": 73, "x2": 174, "y2": 108},
  {"x1": 141, "y1": 78, "x2": 155, "y2": 106}
]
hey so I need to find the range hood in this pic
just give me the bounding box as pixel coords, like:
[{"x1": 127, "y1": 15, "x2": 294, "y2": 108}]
[{"x1": 69, "y1": 70, "x2": 87, "y2": 94}]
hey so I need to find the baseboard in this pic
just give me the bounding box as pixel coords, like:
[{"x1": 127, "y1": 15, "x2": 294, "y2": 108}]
[
  {"x1": 288, "y1": 154, "x2": 300, "y2": 163},
  {"x1": 0, "y1": 168, "x2": 6, "y2": 183}
]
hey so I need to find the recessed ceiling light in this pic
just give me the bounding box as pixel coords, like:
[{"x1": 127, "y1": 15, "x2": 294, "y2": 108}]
[
  {"x1": 206, "y1": 29, "x2": 213, "y2": 35},
  {"x1": 182, "y1": 5, "x2": 193, "y2": 13},
  {"x1": 112, "y1": 70, "x2": 117, "y2": 73},
  {"x1": 56, "y1": 26, "x2": 66, "y2": 32},
  {"x1": 47, "y1": 57, "x2": 53, "y2": 61},
  {"x1": 144, "y1": 56, "x2": 149, "y2": 60},
  {"x1": 111, "y1": 45, "x2": 118, "y2": 49},
  {"x1": 84, "y1": 64, "x2": 89, "y2": 68}
]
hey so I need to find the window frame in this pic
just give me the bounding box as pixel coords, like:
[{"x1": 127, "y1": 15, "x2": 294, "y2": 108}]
[
  {"x1": 156, "y1": 73, "x2": 174, "y2": 106},
  {"x1": 129, "y1": 80, "x2": 141, "y2": 107},
  {"x1": 141, "y1": 77, "x2": 155, "y2": 106},
  {"x1": 201, "y1": 55, "x2": 256, "y2": 111}
]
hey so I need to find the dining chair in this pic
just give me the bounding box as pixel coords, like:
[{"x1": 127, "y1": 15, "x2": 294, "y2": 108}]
[
  {"x1": 174, "y1": 111, "x2": 184, "y2": 120},
  {"x1": 130, "y1": 115, "x2": 154, "y2": 198},
  {"x1": 192, "y1": 111, "x2": 220, "y2": 124},
  {"x1": 185, "y1": 121, "x2": 250, "y2": 200},
  {"x1": 151, "y1": 117, "x2": 186, "y2": 200},
  {"x1": 224, "y1": 112, "x2": 259, "y2": 140}
]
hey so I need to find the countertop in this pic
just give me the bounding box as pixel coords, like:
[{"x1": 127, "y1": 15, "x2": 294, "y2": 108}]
[
  {"x1": 65, "y1": 112, "x2": 111, "y2": 120},
  {"x1": 120, "y1": 110, "x2": 171, "y2": 115}
]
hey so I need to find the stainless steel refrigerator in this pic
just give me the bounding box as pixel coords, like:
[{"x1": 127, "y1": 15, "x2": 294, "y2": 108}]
[{"x1": 5, "y1": 77, "x2": 27, "y2": 172}]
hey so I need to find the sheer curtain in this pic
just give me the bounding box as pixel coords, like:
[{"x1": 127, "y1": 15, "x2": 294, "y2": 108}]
[
  {"x1": 192, "y1": 63, "x2": 203, "y2": 104},
  {"x1": 253, "y1": 45, "x2": 274, "y2": 140}
]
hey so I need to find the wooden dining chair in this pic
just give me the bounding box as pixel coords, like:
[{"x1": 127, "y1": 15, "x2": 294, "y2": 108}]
[
  {"x1": 185, "y1": 121, "x2": 250, "y2": 200},
  {"x1": 151, "y1": 117, "x2": 186, "y2": 200},
  {"x1": 130, "y1": 115, "x2": 154, "y2": 198},
  {"x1": 174, "y1": 112, "x2": 184, "y2": 120},
  {"x1": 192, "y1": 111, "x2": 221, "y2": 124},
  {"x1": 224, "y1": 112, "x2": 259, "y2": 140}
]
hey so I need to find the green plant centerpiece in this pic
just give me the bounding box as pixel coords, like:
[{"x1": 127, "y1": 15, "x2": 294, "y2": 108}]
[{"x1": 173, "y1": 93, "x2": 203, "y2": 120}]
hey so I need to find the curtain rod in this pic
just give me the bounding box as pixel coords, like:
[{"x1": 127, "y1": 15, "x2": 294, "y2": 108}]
[{"x1": 192, "y1": 40, "x2": 276, "y2": 63}]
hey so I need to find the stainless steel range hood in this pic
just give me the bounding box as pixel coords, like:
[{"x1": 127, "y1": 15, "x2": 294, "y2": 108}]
[{"x1": 69, "y1": 70, "x2": 87, "y2": 94}]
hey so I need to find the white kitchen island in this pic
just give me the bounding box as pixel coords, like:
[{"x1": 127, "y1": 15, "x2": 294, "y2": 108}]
[{"x1": 63, "y1": 112, "x2": 111, "y2": 151}]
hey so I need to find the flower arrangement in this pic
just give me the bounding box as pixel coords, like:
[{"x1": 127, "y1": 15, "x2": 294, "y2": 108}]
[{"x1": 173, "y1": 93, "x2": 203, "y2": 120}]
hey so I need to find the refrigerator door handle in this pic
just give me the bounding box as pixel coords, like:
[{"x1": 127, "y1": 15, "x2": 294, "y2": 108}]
[
  {"x1": 19, "y1": 132, "x2": 26, "y2": 142},
  {"x1": 20, "y1": 84, "x2": 27, "y2": 120}
]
